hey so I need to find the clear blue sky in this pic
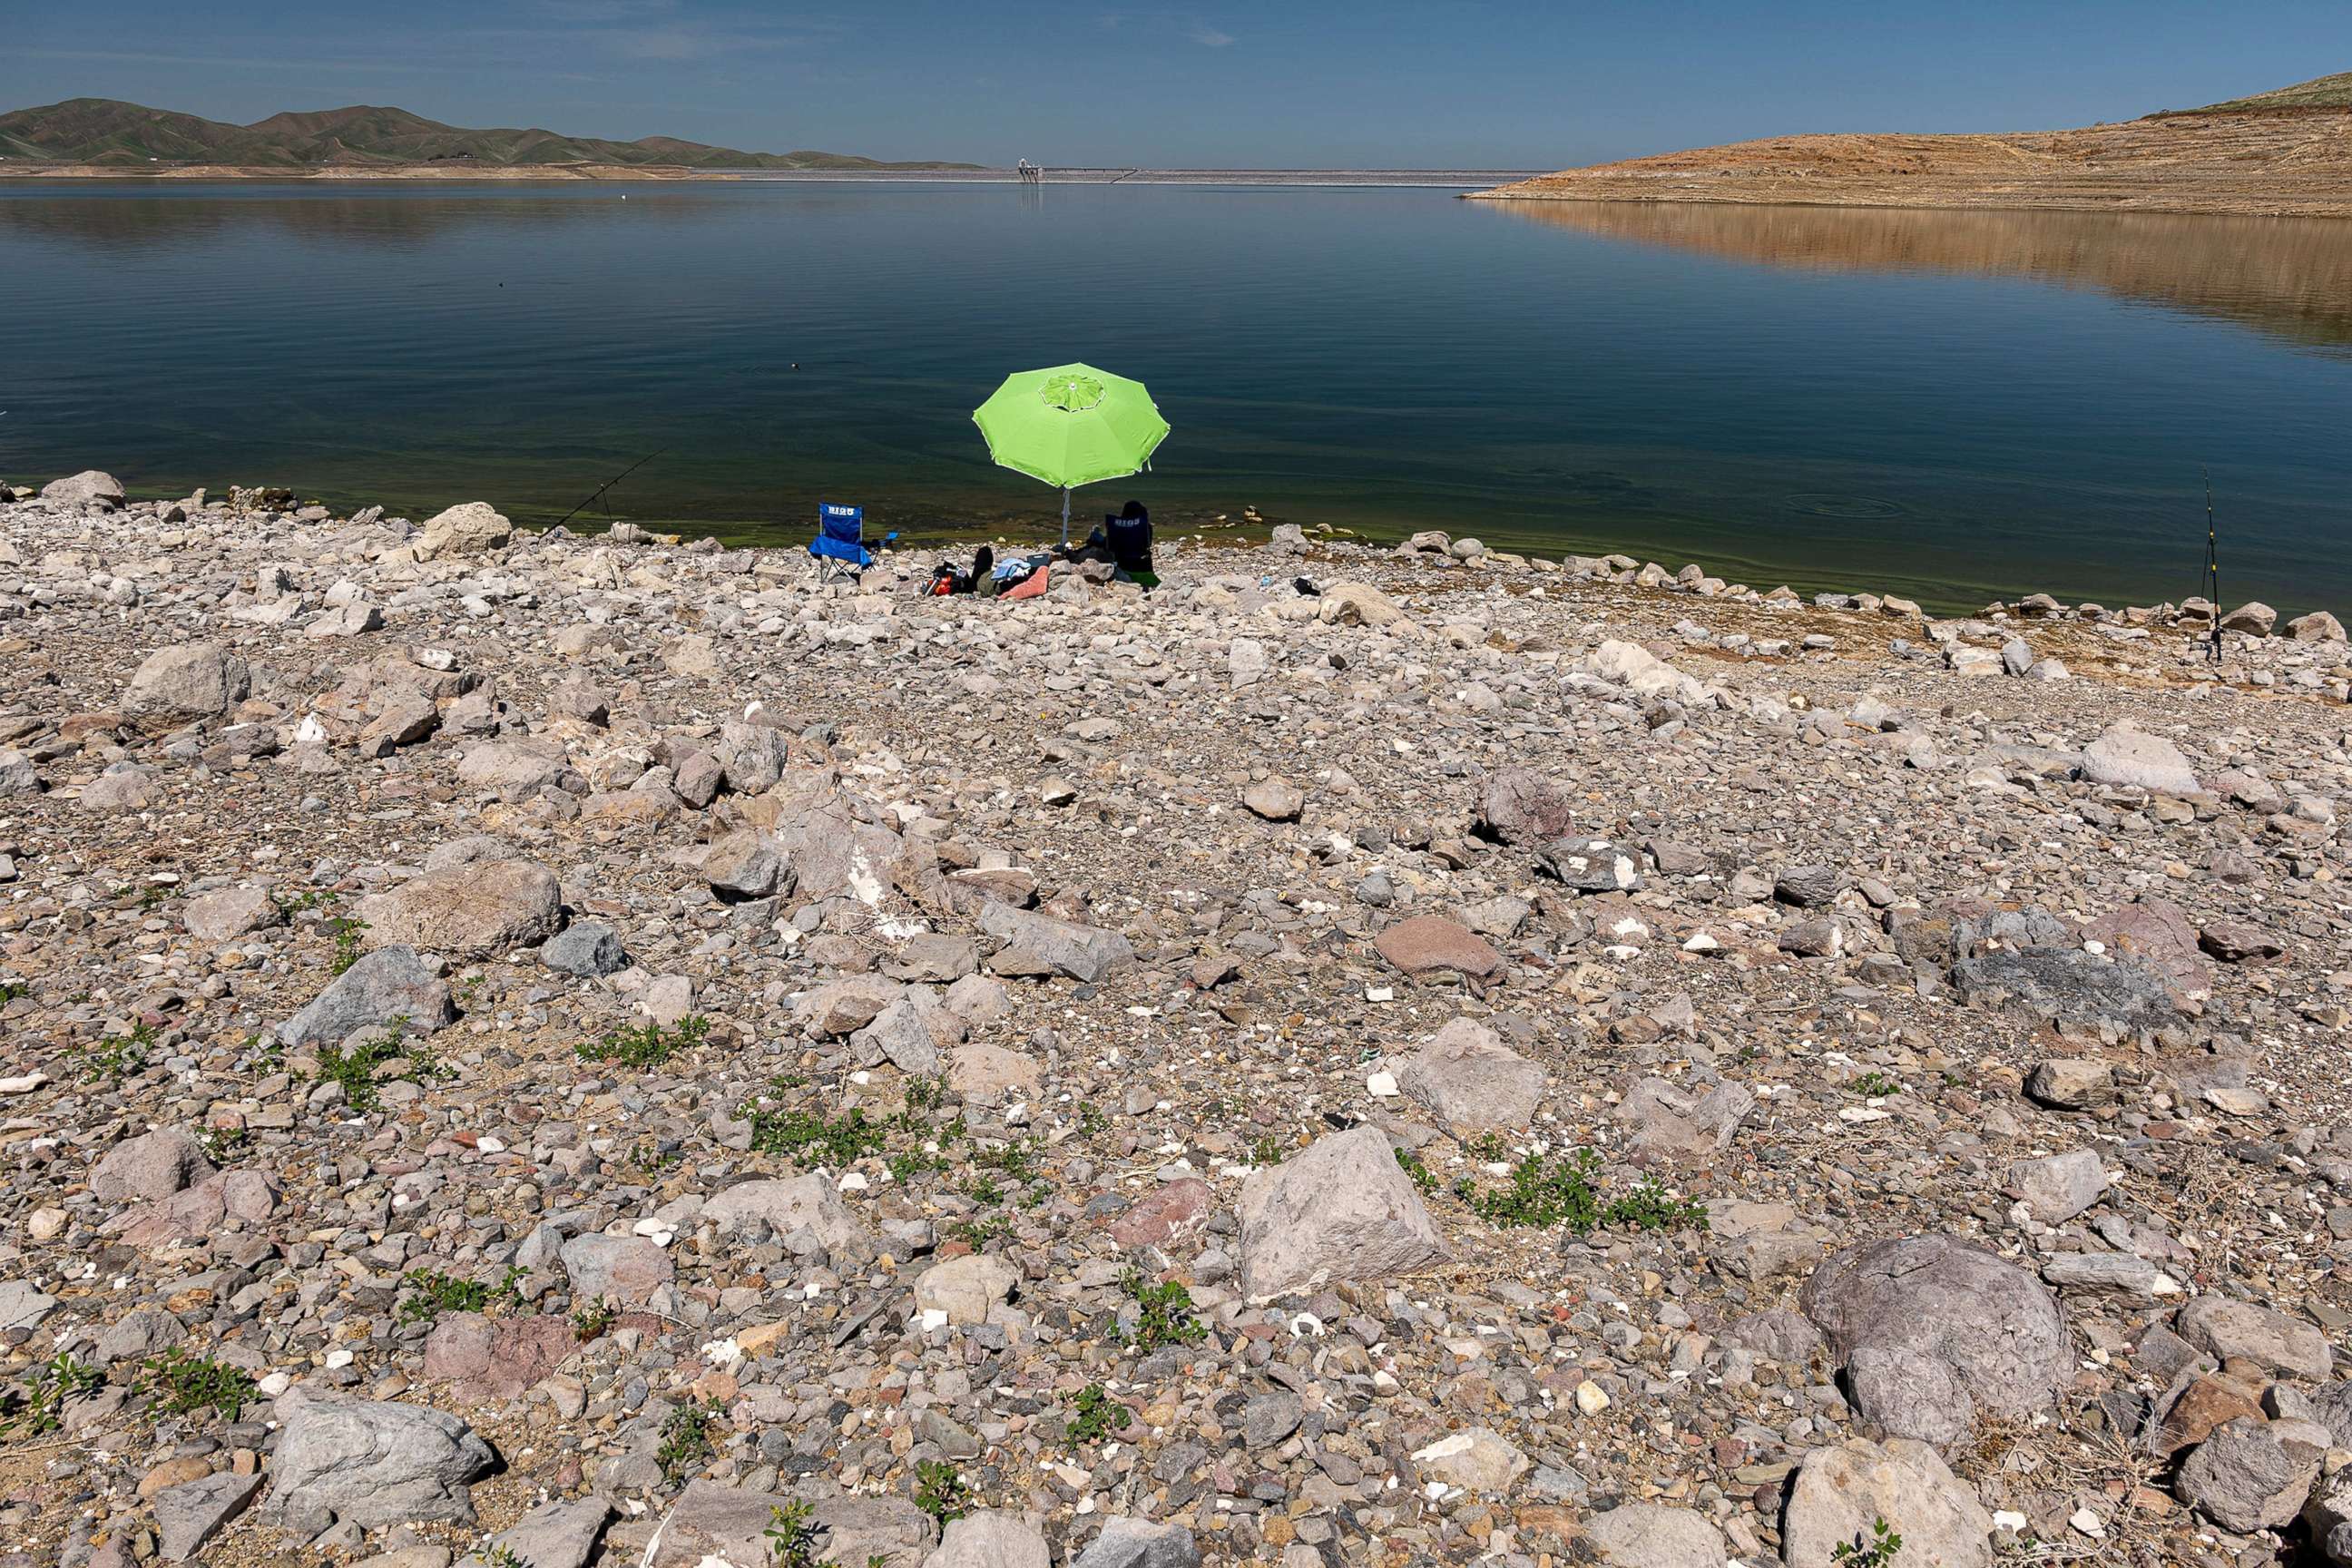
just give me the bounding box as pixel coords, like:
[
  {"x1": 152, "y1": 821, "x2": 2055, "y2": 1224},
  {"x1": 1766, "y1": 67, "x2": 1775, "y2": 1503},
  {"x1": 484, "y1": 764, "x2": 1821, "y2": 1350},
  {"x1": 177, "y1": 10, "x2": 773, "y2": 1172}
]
[{"x1": 6, "y1": 1, "x2": 2347, "y2": 167}]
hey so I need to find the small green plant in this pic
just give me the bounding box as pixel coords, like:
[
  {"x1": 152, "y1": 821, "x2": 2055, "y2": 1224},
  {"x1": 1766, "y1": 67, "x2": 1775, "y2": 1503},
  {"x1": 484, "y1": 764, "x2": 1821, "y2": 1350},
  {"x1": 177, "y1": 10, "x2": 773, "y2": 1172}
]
[
  {"x1": 1466, "y1": 1149, "x2": 1603, "y2": 1230},
  {"x1": 7, "y1": 1353, "x2": 103, "y2": 1435},
  {"x1": 1066, "y1": 1383, "x2": 1132, "y2": 1446},
  {"x1": 398, "y1": 1266, "x2": 524, "y2": 1325},
  {"x1": 571, "y1": 1298, "x2": 617, "y2": 1342},
  {"x1": 327, "y1": 915, "x2": 369, "y2": 975},
  {"x1": 577, "y1": 1015, "x2": 710, "y2": 1071},
  {"x1": 913, "y1": 1458, "x2": 968, "y2": 1524},
  {"x1": 1394, "y1": 1146, "x2": 1437, "y2": 1193},
  {"x1": 1598, "y1": 1178, "x2": 1710, "y2": 1234},
  {"x1": 744, "y1": 1102, "x2": 887, "y2": 1165},
  {"x1": 900, "y1": 1075, "x2": 946, "y2": 1122},
  {"x1": 0, "y1": 979, "x2": 28, "y2": 1004},
  {"x1": 88, "y1": 1021, "x2": 160, "y2": 1081},
  {"x1": 1851, "y1": 1070, "x2": 1901, "y2": 1098},
  {"x1": 965, "y1": 1174, "x2": 1004, "y2": 1207},
  {"x1": 762, "y1": 1503, "x2": 887, "y2": 1568},
  {"x1": 1465, "y1": 1131, "x2": 1507, "y2": 1162},
  {"x1": 656, "y1": 1398, "x2": 726, "y2": 1483},
  {"x1": 313, "y1": 1021, "x2": 407, "y2": 1112},
  {"x1": 887, "y1": 1148, "x2": 945, "y2": 1183},
  {"x1": 946, "y1": 1214, "x2": 1014, "y2": 1247},
  {"x1": 1249, "y1": 1132, "x2": 1282, "y2": 1166},
  {"x1": 198, "y1": 1124, "x2": 251, "y2": 1164},
  {"x1": 1118, "y1": 1268, "x2": 1206, "y2": 1351},
  {"x1": 1831, "y1": 1516, "x2": 1903, "y2": 1567},
  {"x1": 973, "y1": 1140, "x2": 1037, "y2": 1181},
  {"x1": 139, "y1": 1348, "x2": 258, "y2": 1422},
  {"x1": 480, "y1": 1547, "x2": 534, "y2": 1568}
]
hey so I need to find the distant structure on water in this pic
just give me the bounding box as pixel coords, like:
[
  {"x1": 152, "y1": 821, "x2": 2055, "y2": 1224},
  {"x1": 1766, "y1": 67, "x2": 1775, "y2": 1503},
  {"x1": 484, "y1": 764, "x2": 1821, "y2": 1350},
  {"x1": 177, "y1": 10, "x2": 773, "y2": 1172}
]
[{"x1": 1016, "y1": 159, "x2": 1042, "y2": 185}]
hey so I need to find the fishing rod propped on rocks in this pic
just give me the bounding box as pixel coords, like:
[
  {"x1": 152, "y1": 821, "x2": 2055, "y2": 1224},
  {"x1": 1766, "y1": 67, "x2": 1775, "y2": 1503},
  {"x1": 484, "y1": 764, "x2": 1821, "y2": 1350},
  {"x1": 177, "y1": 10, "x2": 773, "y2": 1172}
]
[{"x1": 555, "y1": 449, "x2": 664, "y2": 531}]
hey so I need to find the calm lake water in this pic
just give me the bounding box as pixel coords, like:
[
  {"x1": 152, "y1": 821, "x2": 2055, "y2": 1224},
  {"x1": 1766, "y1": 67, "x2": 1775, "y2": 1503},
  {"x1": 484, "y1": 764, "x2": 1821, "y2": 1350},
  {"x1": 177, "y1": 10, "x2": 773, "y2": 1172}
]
[{"x1": 4, "y1": 180, "x2": 2349, "y2": 612}]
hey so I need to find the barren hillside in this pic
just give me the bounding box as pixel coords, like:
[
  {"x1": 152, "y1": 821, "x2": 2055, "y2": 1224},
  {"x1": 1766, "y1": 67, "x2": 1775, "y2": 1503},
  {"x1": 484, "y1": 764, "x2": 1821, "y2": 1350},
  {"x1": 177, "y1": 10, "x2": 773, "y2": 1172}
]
[{"x1": 1476, "y1": 74, "x2": 2352, "y2": 218}]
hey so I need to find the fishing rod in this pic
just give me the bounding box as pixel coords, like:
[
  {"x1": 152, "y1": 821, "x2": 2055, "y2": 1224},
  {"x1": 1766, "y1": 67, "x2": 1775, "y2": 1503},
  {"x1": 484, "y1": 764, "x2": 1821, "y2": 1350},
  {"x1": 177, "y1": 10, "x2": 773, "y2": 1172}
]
[
  {"x1": 2201, "y1": 467, "x2": 2221, "y2": 665},
  {"x1": 554, "y1": 449, "x2": 664, "y2": 530}
]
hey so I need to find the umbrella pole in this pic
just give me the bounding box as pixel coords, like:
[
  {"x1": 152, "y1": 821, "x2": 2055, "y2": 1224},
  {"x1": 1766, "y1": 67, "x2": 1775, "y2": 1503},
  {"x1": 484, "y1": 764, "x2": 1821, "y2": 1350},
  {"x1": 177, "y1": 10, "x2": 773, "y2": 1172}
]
[{"x1": 1061, "y1": 486, "x2": 1071, "y2": 552}]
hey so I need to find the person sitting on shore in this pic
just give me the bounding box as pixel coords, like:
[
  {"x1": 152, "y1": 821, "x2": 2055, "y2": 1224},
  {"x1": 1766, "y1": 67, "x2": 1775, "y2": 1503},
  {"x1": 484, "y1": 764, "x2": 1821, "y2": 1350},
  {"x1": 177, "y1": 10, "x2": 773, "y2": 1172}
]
[{"x1": 1107, "y1": 499, "x2": 1157, "y2": 589}]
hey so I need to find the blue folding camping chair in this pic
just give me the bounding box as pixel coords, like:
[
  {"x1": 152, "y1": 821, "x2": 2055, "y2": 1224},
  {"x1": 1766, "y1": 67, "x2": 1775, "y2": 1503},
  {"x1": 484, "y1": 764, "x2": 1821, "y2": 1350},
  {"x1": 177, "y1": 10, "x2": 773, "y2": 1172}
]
[{"x1": 808, "y1": 503, "x2": 896, "y2": 586}]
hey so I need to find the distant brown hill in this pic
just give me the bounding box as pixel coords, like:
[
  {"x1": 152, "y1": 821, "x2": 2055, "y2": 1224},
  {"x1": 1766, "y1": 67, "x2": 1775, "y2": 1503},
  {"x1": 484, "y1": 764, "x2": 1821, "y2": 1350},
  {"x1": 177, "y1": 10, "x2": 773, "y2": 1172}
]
[
  {"x1": 1475, "y1": 73, "x2": 2352, "y2": 219},
  {"x1": 0, "y1": 97, "x2": 974, "y2": 172}
]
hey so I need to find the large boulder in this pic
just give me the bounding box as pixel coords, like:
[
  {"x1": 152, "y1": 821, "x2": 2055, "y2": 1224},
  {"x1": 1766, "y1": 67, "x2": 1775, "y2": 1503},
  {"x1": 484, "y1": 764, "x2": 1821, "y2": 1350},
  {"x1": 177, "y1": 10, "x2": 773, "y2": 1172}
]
[
  {"x1": 1389, "y1": 1018, "x2": 1546, "y2": 1132},
  {"x1": 459, "y1": 1497, "x2": 612, "y2": 1568},
  {"x1": 1577, "y1": 1504, "x2": 1728, "y2": 1566},
  {"x1": 181, "y1": 884, "x2": 283, "y2": 942},
  {"x1": 2218, "y1": 601, "x2": 2277, "y2": 636},
  {"x1": 2081, "y1": 721, "x2": 2200, "y2": 795},
  {"x1": 264, "y1": 1390, "x2": 496, "y2": 1534},
  {"x1": 1613, "y1": 1076, "x2": 1755, "y2": 1167},
  {"x1": 1948, "y1": 947, "x2": 2179, "y2": 1035},
  {"x1": 1782, "y1": 1438, "x2": 1993, "y2": 1568},
  {"x1": 1071, "y1": 1517, "x2": 1201, "y2": 1568},
  {"x1": 702, "y1": 1175, "x2": 876, "y2": 1262},
  {"x1": 117, "y1": 1168, "x2": 279, "y2": 1247},
  {"x1": 1410, "y1": 1427, "x2": 1527, "y2": 1492},
  {"x1": 2287, "y1": 610, "x2": 2346, "y2": 642},
  {"x1": 1373, "y1": 915, "x2": 1503, "y2": 980},
  {"x1": 978, "y1": 901, "x2": 1133, "y2": 983},
  {"x1": 2178, "y1": 1416, "x2": 2329, "y2": 1534},
  {"x1": 1799, "y1": 1234, "x2": 2069, "y2": 1446},
  {"x1": 152, "y1": 1472, "x2": 264, "y2": 1563},
  {"x1": 1316, "y1": 581, "x2": 1408, "y2": 628},
  {"x1": 1238, "y1": 1125, "x2": 1446, "y2": 1301},
  {"x1": 646, "y1": 1482, "x2": 934, "y2": 1568},
  {"x1": 424, "y1": 1313, "x2": 577, "y2": 1404},
  {"x1": 125, "y1": 642, "x2": 250, "y2": 718},
  {"x1": 278, "y1": 946, "x2": 456, "y2": 1047},
  {"x1": 712, "y1": 720, "x2": 791, "y2": 796},
  {"x1": 90, "y1": 1128, "x2": 214, "y2": 1204},
  {"x1": 558, "y1": 1233, "x2": 672, "y2": 1308},
  {"x1": 1580, "y1": 639, "x2": 1707, "y2": 703},
  {"x1": 411, "y1": 502, "x2": 513, "y2": 561},
  {"x1": 2004, "y1": 1149, "x2": 2107, "y2": 1224},
  {"x1": 1476, "y1": 767, "x2": 1577, "y2": 844},
  {"x1": 455, "y1": 739, "x2": 572, "y2": 801},
  {"x1": 924, "y1": 1510, "x2": 1049, "y2": 1568},
  {"x1": 2175, "y1": 1296, "x2": 2333, "y2": 1380},
  {"x1": 357, "y1": 858, "x2": 564, "y2": 959},
  {"x1": 40, "y1": 469, "x2": 124, "y2": 510},
  {"x1": 914, "y1": 1253, "x2": 1019, "y2": 1327}
]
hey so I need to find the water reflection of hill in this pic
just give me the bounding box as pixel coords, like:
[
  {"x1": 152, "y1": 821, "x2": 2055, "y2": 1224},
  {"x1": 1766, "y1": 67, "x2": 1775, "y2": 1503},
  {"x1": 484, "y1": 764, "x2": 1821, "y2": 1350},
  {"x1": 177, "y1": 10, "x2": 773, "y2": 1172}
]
[
  {"x1": 1494, "y1": 201, "x2": 2352, "y2": 352},
  {"x1": 0, "y1": 185, "x2": 732, "y2": 250}
]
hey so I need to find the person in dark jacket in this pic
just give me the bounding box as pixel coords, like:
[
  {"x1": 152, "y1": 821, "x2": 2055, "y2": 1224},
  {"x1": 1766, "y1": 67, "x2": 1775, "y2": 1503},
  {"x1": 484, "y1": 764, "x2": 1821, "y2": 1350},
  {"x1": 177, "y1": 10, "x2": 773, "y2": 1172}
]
[{"x1": 1105, "y1": 500, "x2": 1155, "y2": 587}]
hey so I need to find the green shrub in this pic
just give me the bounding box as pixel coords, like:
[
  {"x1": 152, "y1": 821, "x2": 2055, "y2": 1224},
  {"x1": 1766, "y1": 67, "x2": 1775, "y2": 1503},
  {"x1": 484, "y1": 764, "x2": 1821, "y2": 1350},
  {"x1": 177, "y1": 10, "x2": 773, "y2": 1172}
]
[
  {"x1": 139, "y1": 1348, "x2": 258, "y2": 1422},
  {"x1": 576, "y1": 1014, "x2": 710, "y2": 1070},
  {"x1": 656, "y1": 1398, "x2": 726, "y2": 1483},
  {"x1": 913, "y1": 1458, "x2": 968, "y2": 1524},
  {"x1": 1067, "y1": 1383, "x2": 1132, "y2": 1445},
  {"x1": 1118, "y1": 1269, "x2": 1206, "y2": 1351}
]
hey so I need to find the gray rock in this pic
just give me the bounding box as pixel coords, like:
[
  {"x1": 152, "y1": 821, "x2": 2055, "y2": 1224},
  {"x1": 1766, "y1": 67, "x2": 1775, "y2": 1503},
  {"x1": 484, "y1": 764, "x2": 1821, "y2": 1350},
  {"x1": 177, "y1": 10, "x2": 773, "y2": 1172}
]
[
  {"x1": 1577, "y1": 1504, "x2": 1729, "y2": 1566},
  {"x1": 2218, "y1": 601, "x2": 2276, "y2": 636},
  {"x1": 1240, "y1": 1390, "x2": 1303, "y2": 1449},
  {"x1": 125, "y1": 642, "x2": 251, "y2": 718},
  {"x1": 458, "y1": 1496, "x2": 612, "y2": 1568},
  {"x1": 2040, "y1": 1251, "x2": 2180, "y2": 1300},
  {"x1": 1240, "y1": 777, "x2": 1303, "y2": 821},
  {"x1": 712, "y1": 719, "x2": 791, "y2": 796},
  {"x1": 1950, "y1": 947, "x2": 2179, "y2": 1035},
  {"x1": 1410, "y1": 1426, "x2": 1526, "y2": 1492},
  {"x1": 1800, "y1": 1234, "x2": 2069, "y2": 1446},
  {"x1": 853, "y1": 995, "x2": 942, "y2": 1076},
  {"x1": 1612, "y1": 1076, "x2": 1755, "y2": 1166},
  {"x1": 0, "y1": 749, "x2": 37, "y2": 795},
  {"x1": 2082, "y1": 721, "x2": 2200, "y2": 795},
  {"x1": 0, "y1": 1279, "x2": 57, "y2": 1332},
  {"x1": 702, "y1": 831, "x2": 789, "y2": 902},
  {"x1": 924, "y1": 1511, "x2": 1050, "y2": 1568},
  {"x1": 264, "y1": 1390, "x2": 496, "y2": 1534},
  {"x1": 2287, "y1": 610, "x2": 2346, "y2": 642},
  {"x1": 541, "y1": 919, "x2": 627, "y2": 976},
  {"x1": 2178, "y1": 1416, "x2": 2328, "y2": 1533},
  {"x1": 411, "y1": 502, "x2": 513, "y2": 561},
  {"x1": 1071, "y1": 1516, "x2": 1201, "y2": 1568},
  {"x1": 152, "y1": 1471, "x2": 264, "y2": 1563},
  {"x1": 703, "y1": 1175, "x2": 876, "y2": 1263},
  {"x1": 90, "y1": 1128, "x2": 215, "y2": 1204},
  {"x1": 2025, "y1": 1057, "x2": 2113, "y2": 1109},
  {"x1": 40, "y1": 469, "x2": 125, "y2": 509},
  {"x1": 182, "y1": 884, "x2": 282, "y2": 941},
  {"x1": 1782, "y1": 1437, "x2": 1992, "y2": 1568},
  {"x1": 1535, "y1": 836, "x2": 1642, "y2": 893},
  {"x1": 558, "y1": 1233, "x2": 673, "y2": 1308},
  {"x1": 1390, "y1": 1017, "x2": 1546, "y2": 1132},
  {"x1": 1774, "y1": 864, "x2": 1843, "y2": 907},
  {"x1": 2176, "y1": 1296, "x2": 2333, "y2": 1380},
  {"x1": 912, "y1": 1252, "x2": 1018, "y2": 1326},
  {"x1": 1476, "y1": 766, "x2": 1578, "y2": 844},
  {"x1": 278, "y1": 946, "x2": 456, "y2": 1048},
  {"x1": 2004, "y1": 1149, "x2": 2107, "y2": 1223},
  {"x1": 356, "y1": 858, "x2": 564, "y2": 959},
  {"x1": 978, "y1": 901, "x2": 1134, "y2": 983},
  {"x1": 1238, "y1": 1124, "x2": 1446, "y2": 1301}
]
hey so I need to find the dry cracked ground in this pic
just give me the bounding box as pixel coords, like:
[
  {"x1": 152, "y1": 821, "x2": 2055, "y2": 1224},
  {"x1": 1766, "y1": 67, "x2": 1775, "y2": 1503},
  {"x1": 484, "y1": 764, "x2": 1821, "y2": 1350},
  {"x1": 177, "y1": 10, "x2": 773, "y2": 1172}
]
[{"x1": 1, "y1": 468, "x2": 2350, "y2": 1568}]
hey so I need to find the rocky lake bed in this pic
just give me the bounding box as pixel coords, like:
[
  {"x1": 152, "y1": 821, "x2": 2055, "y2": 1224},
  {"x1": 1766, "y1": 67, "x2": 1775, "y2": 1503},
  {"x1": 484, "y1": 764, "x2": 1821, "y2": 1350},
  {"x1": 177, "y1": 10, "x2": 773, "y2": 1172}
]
[{"x1": 0, "y1": 467, "x2": 2349, "y2": 1568}]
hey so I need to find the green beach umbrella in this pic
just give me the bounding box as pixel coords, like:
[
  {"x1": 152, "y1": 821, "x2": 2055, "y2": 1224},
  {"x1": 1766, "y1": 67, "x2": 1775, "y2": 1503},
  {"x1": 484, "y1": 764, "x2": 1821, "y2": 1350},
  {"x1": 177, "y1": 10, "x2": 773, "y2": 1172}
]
[{"x1": 972, "y1": 362, "x2": 1170, "y2": 547}]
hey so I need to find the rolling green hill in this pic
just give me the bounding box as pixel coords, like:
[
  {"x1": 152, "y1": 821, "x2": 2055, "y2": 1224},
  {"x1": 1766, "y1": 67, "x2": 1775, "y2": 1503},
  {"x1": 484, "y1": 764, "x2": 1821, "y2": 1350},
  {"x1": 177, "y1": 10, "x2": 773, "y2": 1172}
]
[{"x1": 0, "y1": 97, "x2": 973, "y2": 171}]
